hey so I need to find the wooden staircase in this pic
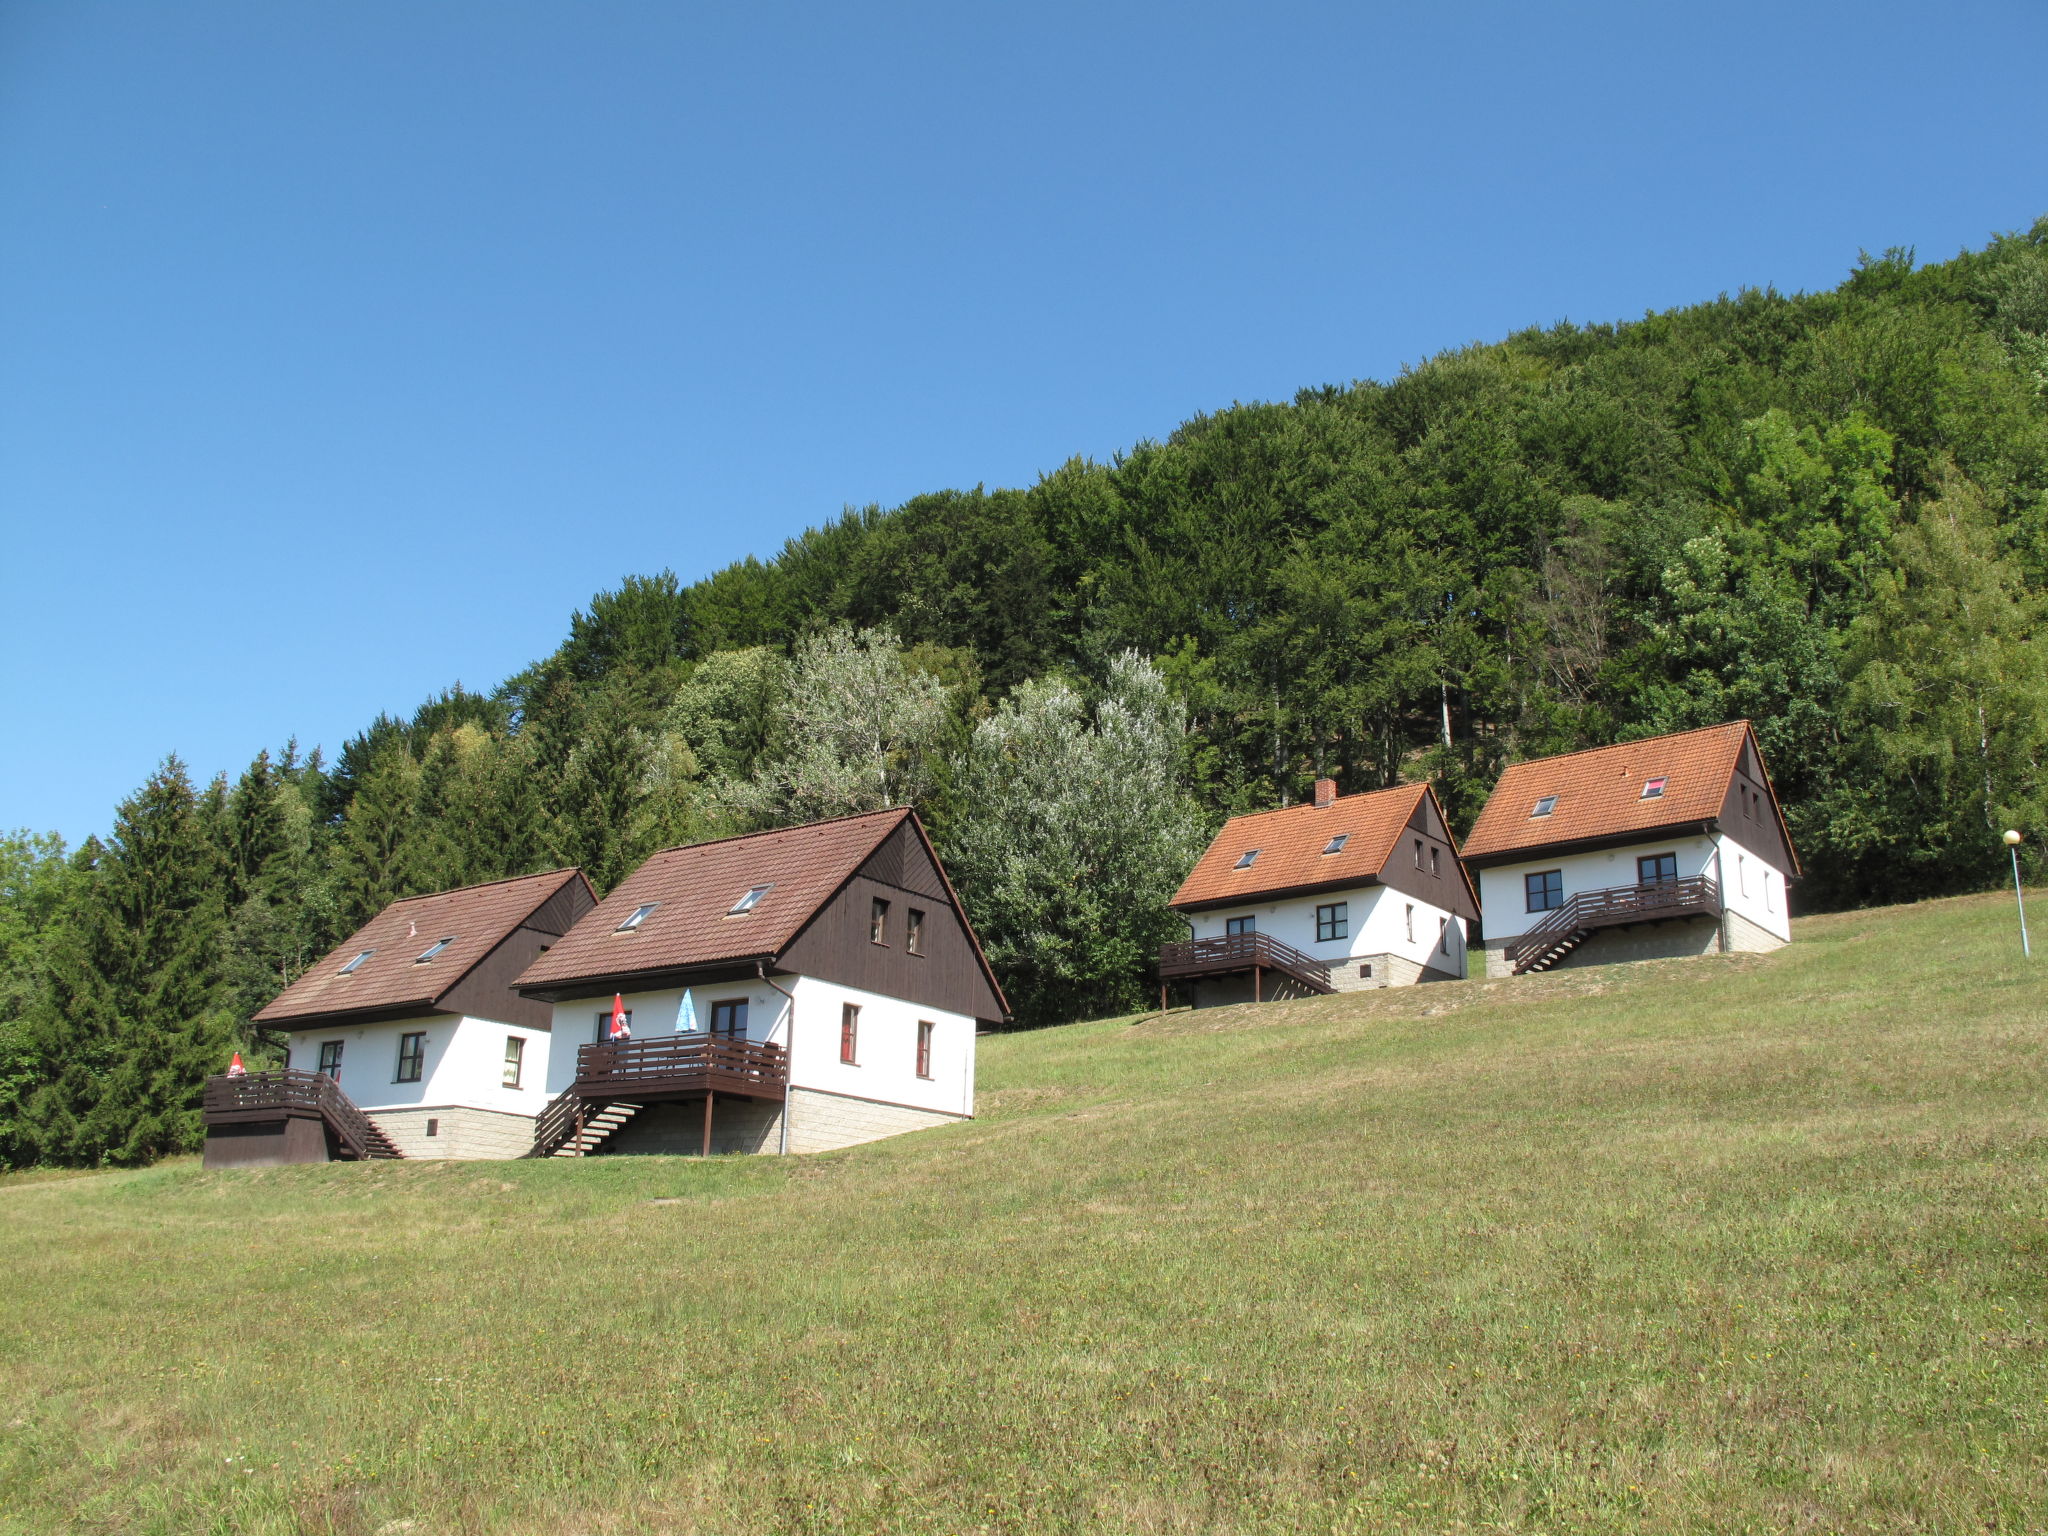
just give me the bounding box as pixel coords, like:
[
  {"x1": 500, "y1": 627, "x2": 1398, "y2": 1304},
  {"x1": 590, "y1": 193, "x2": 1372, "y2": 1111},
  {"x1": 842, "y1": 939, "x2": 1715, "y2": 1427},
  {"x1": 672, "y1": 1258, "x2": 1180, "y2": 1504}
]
[
  {"x1": 1505, "y1": 876, "x2": 1721, "y2": 976},
  {"x1": 547, "y1": 1100, "x2": 643, "y2": 1157},
  {"x1": 202, "y1": 1068, "x2": 406, "y2": 1160}
]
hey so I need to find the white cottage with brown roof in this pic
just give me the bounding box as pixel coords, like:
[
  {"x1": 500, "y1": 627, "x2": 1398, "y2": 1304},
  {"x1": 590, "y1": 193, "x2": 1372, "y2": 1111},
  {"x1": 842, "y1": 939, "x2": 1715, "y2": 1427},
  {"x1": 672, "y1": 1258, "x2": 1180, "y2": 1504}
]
[
  {"x1": 1459, "y1": 720, "x2": 1798, "y2": 978},
  {"x1": 1162, "y1": 779, "x2": 1481, "y2": 1006},
  {"x1": 512, "y1": 808, "x2": 1009, "y2": 1157},
  {"x1": 213, "y1": 868, "x2": 597, "y2": 1165}
]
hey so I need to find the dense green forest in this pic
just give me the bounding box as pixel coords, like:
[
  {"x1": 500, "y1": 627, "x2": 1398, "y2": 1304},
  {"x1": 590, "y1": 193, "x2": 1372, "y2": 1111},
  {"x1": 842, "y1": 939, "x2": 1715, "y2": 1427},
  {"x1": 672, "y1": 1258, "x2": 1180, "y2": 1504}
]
[{"x1": 5, "y1": 224, "x2": 2047, "y2": 1165}]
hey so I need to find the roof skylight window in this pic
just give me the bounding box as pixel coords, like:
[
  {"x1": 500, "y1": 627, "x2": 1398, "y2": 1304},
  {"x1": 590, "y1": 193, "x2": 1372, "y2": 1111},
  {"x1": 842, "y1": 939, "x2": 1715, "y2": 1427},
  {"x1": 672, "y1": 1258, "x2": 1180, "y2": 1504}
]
[
  {"x1": 1531, "y1": 795, "x2": 1558, "y2": 818},
  {"x1": 1640, "y1": 777, "x2": 1667, "y2": 800},
  {"x1": 339, "y1": 949, "x2": 374, "y2": 975},
  {"x1": 1234, "y1": 849, "x2": 1260, "y2": 869},
  {"x1": 414, "y1": 937, "x2": 455, "y2": 964},
  {"x1": 1323, "y1": 834, "x2": 1349, "y2": 855},
  {"x1": 728, "y1": 885, "x2": 773, "y2": 915},
  {"x1": 616, "y1": 903, "x2": 660, "y2": 933}
]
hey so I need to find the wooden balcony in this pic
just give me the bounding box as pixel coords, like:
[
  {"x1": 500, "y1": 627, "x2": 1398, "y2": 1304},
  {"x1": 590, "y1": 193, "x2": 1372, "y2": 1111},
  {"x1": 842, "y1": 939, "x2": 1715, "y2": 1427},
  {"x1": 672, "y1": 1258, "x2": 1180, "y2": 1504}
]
[
  {"x1": 530, "y1": 1033, "x2": 789, "y2": 1159},
  {"x1": 202, "y1": 1068, "x2": 403, "y2": 1161},
  {"x1": 1157, "y1": 931, "x2": 1334, "y2": 1000},
  {"x1": 569, "y1": 1033, "x2": 787, "y2": 1099},
  {"x1": 1505, "y1": 875, "x2": 1721, "y2": 975}
]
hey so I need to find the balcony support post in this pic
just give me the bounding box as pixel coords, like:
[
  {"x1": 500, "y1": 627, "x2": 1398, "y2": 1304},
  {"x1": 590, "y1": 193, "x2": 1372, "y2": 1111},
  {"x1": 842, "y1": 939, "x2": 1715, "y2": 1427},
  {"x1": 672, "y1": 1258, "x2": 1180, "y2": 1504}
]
[
  {"x1": 701, "y1": 1091, "x2": 714, "y2": 1157},
  {"x1": 1254, "y1": 965, "x2": 1262, "y2": 1004}
]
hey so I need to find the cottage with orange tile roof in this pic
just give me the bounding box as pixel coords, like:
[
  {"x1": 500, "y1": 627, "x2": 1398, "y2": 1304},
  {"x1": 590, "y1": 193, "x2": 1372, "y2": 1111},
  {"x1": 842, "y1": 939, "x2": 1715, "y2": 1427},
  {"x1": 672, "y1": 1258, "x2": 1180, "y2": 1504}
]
[
  {"x1": 1459, "y1": 720, "x2": 1798, "y2": 978},
  {"x1": 512, "y1": 807, "x2": 1007, "y2": 1158},
  {"x1": 1162, "y1": 778, "x2": 1481, "y2": 1006},
  {"x1": 205, "y1": 868, "x2": 599, "y2": 1166}
]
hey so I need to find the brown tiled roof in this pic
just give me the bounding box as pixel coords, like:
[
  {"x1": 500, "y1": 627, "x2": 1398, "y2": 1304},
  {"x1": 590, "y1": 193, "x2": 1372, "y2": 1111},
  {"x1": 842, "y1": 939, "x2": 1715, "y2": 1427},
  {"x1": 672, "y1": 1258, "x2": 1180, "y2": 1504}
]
[
  {"x1": 1460, "y1": 721, "x2": 1753, "y2": 863},
  {"x1": 1171, "y1": 782, "x2": 1439, "y2": 910},
  {"x1": 513, "y1": 808, "x2": 909, "y2": 992},
  {"x1": 253, "y1": 868, "x2": 589, "y2": 1027}
]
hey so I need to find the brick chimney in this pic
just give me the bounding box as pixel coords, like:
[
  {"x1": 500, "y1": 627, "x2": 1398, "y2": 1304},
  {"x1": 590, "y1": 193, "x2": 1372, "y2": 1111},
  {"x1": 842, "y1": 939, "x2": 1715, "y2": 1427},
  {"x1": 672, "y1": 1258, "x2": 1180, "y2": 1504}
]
[{"x1": 1314, "y1": 777, "x2": 1337, "y2": 809}]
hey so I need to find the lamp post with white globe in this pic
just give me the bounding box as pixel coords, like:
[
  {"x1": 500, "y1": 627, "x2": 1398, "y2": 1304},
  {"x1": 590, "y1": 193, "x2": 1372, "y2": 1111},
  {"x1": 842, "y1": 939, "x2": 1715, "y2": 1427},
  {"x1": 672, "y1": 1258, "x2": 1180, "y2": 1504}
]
[{"x1": 2004, "y1": 830, "x2": 2030, "y2": 959}]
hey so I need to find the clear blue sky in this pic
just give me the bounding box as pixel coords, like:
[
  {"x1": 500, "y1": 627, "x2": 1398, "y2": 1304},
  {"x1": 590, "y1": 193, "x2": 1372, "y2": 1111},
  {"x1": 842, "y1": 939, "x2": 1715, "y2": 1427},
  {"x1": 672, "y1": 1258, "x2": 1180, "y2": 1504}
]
[{"x1": 3, "y1": 0, "x2": 2043, "y2": 845}]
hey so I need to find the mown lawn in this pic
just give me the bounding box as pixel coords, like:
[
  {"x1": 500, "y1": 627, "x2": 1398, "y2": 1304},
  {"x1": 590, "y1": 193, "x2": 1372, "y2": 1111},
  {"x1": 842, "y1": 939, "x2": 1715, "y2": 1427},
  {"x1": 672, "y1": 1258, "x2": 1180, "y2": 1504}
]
[{"x1": 1, "y1": 892, "x2": 2043, "y2": 1535}]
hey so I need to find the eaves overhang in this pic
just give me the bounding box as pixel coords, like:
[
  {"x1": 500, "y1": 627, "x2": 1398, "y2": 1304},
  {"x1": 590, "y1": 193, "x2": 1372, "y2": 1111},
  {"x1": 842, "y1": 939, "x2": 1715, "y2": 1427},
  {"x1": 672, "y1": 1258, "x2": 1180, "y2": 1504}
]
[
  {"x1": 515, "y1": 953, "x2": 780, "y2": 1005},
  {"x1": 1460, "y1": 820, "x2": 1721, "y2": 872},
  {"x1": 1171, "y1": 873, "x2": 1386, "y2": 914}
]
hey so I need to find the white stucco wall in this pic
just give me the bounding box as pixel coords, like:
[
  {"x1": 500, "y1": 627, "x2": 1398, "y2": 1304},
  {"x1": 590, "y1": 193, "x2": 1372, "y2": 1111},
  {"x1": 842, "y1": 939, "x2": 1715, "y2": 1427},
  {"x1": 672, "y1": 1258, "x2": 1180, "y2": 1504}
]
[
  {"x1": 1713, "y1": 831, "x2": 1792, "y2": 943},
  {"x1": 284, "y1": 1015, "x2": 554, "y2": 1118},
  {"x1": 1186, "y1": 884, "x2": 1468, "y2": 979},
  {"x1": 1473, "y1": 831, "x2": 1790, "y2": 945},
  {"x1": 542, "y1": 975, "x2": 975, "y2": 1119}
]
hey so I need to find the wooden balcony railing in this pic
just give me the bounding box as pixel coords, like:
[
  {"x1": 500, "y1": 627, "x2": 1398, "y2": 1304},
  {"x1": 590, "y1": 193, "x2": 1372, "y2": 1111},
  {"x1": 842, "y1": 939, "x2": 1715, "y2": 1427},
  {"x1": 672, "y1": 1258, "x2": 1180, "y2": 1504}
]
[
  {"x1": 1157, "y1": 931, "x2": 1334, "y2": 995},
  {"x1": 570, "y1": 1033, "x2": 788, "y2": 1098},
  {"x1": 1505, "y1": 875, "x2": 1720, "y2": 975},
  {"x1": 201, "y1": 1067, "x2": 402, "y2": 1160}
]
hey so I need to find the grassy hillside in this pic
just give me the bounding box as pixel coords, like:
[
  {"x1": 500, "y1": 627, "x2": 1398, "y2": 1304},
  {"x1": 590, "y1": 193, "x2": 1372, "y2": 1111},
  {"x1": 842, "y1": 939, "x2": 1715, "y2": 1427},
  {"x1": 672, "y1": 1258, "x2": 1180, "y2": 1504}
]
[{"x1": 1, "y1": 894, "x2": 2043, "y2": 1535}]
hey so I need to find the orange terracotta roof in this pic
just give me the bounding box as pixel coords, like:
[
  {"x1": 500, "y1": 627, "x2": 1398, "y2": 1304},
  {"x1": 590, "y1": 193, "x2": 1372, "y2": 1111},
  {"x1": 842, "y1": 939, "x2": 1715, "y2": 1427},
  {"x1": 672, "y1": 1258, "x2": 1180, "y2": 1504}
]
[
  {"x1": 1171, "y1": 782, "x2": 1438, "y2": 910},
  {"x1": 514, "y1": 808, "x2": 911, "y2": 993},
  {"x1": 1460, "y1": 721, "x2": 1754, "y2": 863},
  {"x1": 254, "y1": 868, "x2": 589, "y2": 1026}
]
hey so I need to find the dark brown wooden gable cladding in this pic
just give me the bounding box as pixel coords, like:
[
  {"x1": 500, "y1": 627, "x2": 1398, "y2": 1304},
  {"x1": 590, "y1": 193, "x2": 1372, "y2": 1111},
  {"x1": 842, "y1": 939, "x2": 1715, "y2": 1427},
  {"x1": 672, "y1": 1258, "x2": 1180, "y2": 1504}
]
[
  {"x1": 1718, "y1": 735, "x2": 1799, "y2": 878},
  {"x1": 777, "y1": 829, "x2": 1006, "y2": 1023},
  {"x1": 1376, "y1": 790, "x2": 1481, "y2": 920}
]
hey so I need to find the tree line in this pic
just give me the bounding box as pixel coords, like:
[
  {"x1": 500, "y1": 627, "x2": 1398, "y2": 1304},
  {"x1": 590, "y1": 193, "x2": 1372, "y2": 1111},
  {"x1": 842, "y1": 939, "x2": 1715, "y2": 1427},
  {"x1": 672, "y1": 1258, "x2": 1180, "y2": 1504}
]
[{"x1": 4, "y1": 223, "x2": 2046, "y2": 1164}]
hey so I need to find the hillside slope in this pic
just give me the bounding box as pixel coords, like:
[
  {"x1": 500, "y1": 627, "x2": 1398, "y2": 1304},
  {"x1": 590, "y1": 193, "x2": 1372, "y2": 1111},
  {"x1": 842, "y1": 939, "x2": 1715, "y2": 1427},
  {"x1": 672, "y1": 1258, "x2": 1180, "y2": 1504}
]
[{"x1": 0, "y1": 893, "x2": 2043, "y2": 1534}]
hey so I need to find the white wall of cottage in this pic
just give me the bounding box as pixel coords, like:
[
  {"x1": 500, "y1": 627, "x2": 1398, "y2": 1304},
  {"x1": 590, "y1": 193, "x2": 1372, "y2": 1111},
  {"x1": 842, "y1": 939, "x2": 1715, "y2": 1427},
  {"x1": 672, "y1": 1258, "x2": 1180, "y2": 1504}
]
[
  {"x1": 543, "y1": 974, "x2": 974, "y2": 1119},
  {"x1": 1473, "y1": 830, "x2": 1790, "y2": 945},
  {"x1": 1186, "y1": 884, "x2": 1468, "y2": 979},
  {"x1": 284, "y1": 1015, "x2": 554, "y2": 1117}
]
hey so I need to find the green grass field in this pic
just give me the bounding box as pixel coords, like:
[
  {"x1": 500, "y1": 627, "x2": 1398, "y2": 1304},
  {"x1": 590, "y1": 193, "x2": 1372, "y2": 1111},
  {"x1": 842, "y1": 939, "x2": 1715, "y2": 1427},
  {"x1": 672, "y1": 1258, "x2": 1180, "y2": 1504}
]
[{"x1": 2, "y1": 893, "x2": 2043, "y2": 1535}]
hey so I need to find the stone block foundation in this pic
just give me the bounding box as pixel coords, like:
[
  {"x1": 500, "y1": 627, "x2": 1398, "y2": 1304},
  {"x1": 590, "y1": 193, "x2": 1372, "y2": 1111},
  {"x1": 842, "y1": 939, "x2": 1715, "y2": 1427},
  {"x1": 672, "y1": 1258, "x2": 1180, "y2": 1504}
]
[
  {"x1": 368, "y1": 1105, "x2": 538, "y2": 1160},
  {"x1": 1480, "y1": 909, "x2": 1787, "y2": 979}
]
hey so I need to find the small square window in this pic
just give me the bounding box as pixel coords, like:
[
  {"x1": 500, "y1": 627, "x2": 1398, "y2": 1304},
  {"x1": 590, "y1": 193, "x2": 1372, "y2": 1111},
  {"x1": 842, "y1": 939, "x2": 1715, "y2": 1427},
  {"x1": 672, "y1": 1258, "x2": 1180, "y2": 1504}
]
[
  {"x1": 396, "y1": 1032, "x2": 425, "y2": 1083},
  {"x1": 1234, "y1": 849, "x2": 1259, "y2": 869},
  {"x1": 414, "y1": 936, "x2": 455, "y2": 963},
  {"x1": 728, "y1": 886, "x2": 772, "y2": 915},
  {"x1": 616, "y1": 903, "x2": 659, "y2": 932},
  {"x1": 425, "y1": 1118, "x2": 439, "y2": 1138},
  {"x1": 1526, "y1": 870, "x2": 1564, "y2": 912},
  {"x1": 317, "y1": 1040, "x2": 344, "y2": 1078},
  {"x1": 1316, "y1": 902, "x2": 1348, "y2": 942},
  {"x1": 339, "y1": 949, "x2": 373, "y2": 975},
  {"x1": 1641, "y1": 777, "x2": 1667, "y2": 800},
  {"x1": 1358, "y1": 962, "x2": 1373, "y2": 979},
  {"x1": 1226, "y1": 915, "x2": 1255, "y2": 936},
  {"x1": 1531, "y1": 795, "x2": 1558, "y2": 818},
  {"x1": 870, "y1": 897, "x2": 890, "y2": 945},
  {"x1": 710, "y1": 999, "x2": 748, "y2": 1039},
  {"x1": 1323, "y1": 834, "x2": 1348, "y2": 855},
  {"x1": 595, "y1": 1009, "x2": 633, "y2": 1044}
]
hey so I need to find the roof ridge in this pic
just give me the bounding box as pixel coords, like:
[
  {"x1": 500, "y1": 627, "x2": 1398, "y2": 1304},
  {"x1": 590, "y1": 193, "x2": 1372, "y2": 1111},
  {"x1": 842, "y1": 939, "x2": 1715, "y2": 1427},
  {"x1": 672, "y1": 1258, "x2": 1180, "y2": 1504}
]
[
  {"x1": 387, "y1": 866, "x2": 582, "y2": 903},
  {"x1": 1498, "y1": 720, "x2": 1748, "y2": 773},
  {"x1": 641, "y1": 805, "x2": 909, "y2": 861},
  {"x1": 1218, "y1": 780, "x2": 1427, "y2": 826}
]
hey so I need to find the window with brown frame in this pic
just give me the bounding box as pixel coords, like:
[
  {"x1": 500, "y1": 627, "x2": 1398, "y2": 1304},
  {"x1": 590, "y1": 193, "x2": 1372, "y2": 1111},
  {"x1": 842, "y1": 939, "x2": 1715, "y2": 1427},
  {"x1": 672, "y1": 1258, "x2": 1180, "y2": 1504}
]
[
  {"x1": 906, "y1": 908, "x2": 925, "y2": 955},
  {"x1": 317, "y1": 1040, "x2": 344, "y2": 1079},
  {"x1": 1429, "y1": 846, "x2": 1440, "y2": 876},
  {"x1": 915, "y1": 1020, "x2": 934, "y2": 1079},
  {"x1": 502, "y1": 1036, "x2": 524, "y2": 1088},
  {"x1": 1413, "y1": 838, "x2": 1424, "y2": 869},
  {"x1": 840, "y1": 1003, "x2": 859, "y2": 1064},
  {"x1": 710, "y1": 999, "x2": 748, "y2": 1039},
  {"x1": 870, "y1": 898, "x2": 890, "y2": 945}
]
